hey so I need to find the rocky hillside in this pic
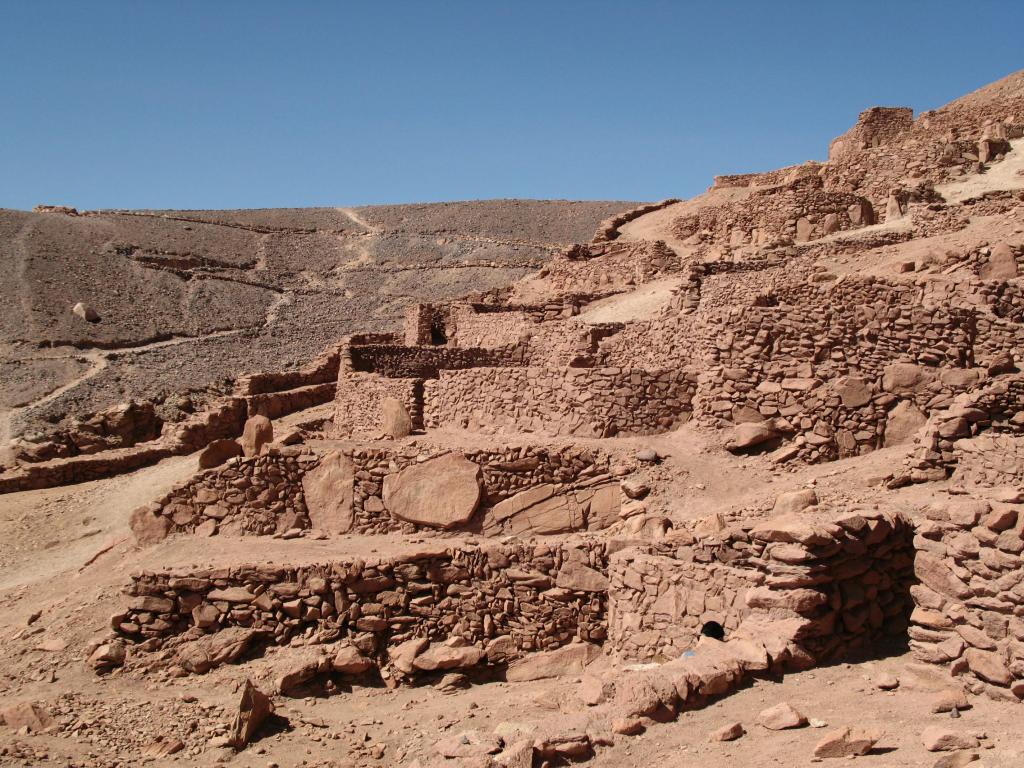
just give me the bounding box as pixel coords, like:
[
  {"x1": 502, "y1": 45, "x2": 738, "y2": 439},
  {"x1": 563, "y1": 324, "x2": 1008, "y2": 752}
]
[{"x1": 0, "y1": 200, "x2": 632, "y2": 445}]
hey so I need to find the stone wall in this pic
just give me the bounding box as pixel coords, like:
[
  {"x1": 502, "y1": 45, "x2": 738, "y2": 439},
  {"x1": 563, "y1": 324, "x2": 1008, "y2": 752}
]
[
  {"x1": 244, "y1": 382, "x2": 335, "y2": 420},
  {"x1": 909, "y1": 495, "x2": 1024, "y2": 700},
  {"x1": 114, "y1": 539, "x2": 609, "y2": 661},
  {"x1": 348, "y1": 343, "x2": 527, "y2": 378},
  {"x1": 332, "y1": 373, "x2": 421, "y2": 436},
  {"x1": 236, "y1": 345, "x2": 341, "y2": 396},
  {"x1": 447, "y1": 305, "x2": 532, "y2": 349},
  {"x1": 672, "y1": 177, "x2": 874, "y2": 247},
  {"x1": 136, "y1": 443, "x2": 619, "y2": 539},
  {"x1": 592, "y1": 199, "x2": 680, "y2": 243},
  {"x1": 608, "y1": 508, "x2": 916, "y2": 663},
  {"x1": 423, "y1": 366, "x2": 697, "y2": 438},
  {"x1": 951, "y1": 434, "x2": 1024, "y2": 491},
  {"x1": 896, "y1": 374, "x2": 1024, "y2": 484},
  {"x1": 828, "y1": 107, "x2": 915, "y2": 161}
]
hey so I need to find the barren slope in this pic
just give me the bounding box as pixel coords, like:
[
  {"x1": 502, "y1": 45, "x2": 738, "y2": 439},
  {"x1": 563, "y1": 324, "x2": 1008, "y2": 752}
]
[{"x1": 0, "y1": 200, "x2": 632, "y2": 442}]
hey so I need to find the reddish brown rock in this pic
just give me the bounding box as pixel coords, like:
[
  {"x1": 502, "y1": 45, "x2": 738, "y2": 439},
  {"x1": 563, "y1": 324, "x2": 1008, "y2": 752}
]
[
  {"x1": 331, "y1": 643, "x2": 374, "y2": 675},
  {"x1": 412, "y1": 642, "x2": 484, "y2": 671},
  {"x1": 129, "y1": 505, "x2": 171, "y2": 546},
  {"x1": 227, "y1": 679, "x2": 274, "y2": 748},
  {"x1": 757, "y1": 702, "x2": 807, "y2": 730},
  {"x1": 382, "y1": 452, "x2": 482, "y2": 529},
  {"x1": 380, "y1": 397, "x2": 413, "y2": 438},
  {"x1": 0, "y1": 702, "x2": 55, "y2": 733},
  {"x1": 240, "y1": 414, "x2": 273, "y2": 458},
  {"x1": 921, "y1": 727, "x2": 980, "y2": 752},
  {"x1": 197, "y1": 438, "x2": 243, "y2": 469},
  {"x1": 506, "y1": 642, "x2": 599, "y2": 682},
  {"x1": 813, "y1": 727, "x2": 880, "y2": 758},
  {"x1": 301, "y1": 451, "x2": 355, "y2": 534},
  {"x1": 709, "y1": 722, "x2": 745, "y2": 742}
]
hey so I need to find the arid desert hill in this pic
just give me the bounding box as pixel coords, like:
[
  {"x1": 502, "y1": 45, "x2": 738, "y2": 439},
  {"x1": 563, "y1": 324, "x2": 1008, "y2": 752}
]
[{"x1": 0, "y1": 200, "x2": 631, "y2": 448}]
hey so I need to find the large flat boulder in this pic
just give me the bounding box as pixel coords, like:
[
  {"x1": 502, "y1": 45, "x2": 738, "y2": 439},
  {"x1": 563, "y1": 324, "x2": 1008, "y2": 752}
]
[
  {"x1": 301, "y1": 451, "x2": 355, "y2": 534},
  {"x1": 383, "y1": 453, "x2": 482, "y2": 530},
  {"x1": 505, "y1": 642, "x2": 600, "y2": 682}
]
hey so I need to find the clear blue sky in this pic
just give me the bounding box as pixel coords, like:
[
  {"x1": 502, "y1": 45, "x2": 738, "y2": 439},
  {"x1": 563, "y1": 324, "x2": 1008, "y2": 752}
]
[{"x1": 2, "y1": 1, "x2": 1022, "y2": 211}]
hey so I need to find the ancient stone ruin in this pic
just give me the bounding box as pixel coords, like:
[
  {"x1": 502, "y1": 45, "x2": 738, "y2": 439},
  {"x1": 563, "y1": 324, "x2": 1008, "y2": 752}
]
[{"x1": 3, "y1": 69, "x2": 1024, "y2": 768}]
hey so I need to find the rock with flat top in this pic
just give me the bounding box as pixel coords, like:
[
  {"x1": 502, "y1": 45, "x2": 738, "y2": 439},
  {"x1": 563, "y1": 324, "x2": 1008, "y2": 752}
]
[
  {"x1": 929, "y1": 689, "x2": 970, "y2": 714},
  {"x1": 726, "y1": 422, "x2": 779, "y2": 452},
  {"x1": 331, "y1": 643, "x2": 374, "y2": 675},
  {"x1": 434, "y1": 729, "x2": 502, "y2": 759},
  {"x1": 506, "y1": 642, "x2": 599, "y2": 682},
  {"x1": 198, "y1": 438, "x2": 243, "y2": 469},
  {"x1": 921, "y1": 727, "x2": 979, "y2": 752},
  {"x1": 773, "y1": 489, "x2": 818, "y2": 514},
  {"x1": 89, "y1": 640, "x2": 127, "y2": 672},
  {"x1": 875, "y1": 673, "x2": 899, "y2": 690},
  {"x1": 931, "y1": 751, "x2": 980, "y2": 768},
  {"x1": 175, "y1": 628, "x2": 263, "y2": 674},
  {"x1": 757, "y1": 702, "x2": 807, "y2": 730},
  {"x1": 274, "y1": 649, "x2": 330, "y2": 695},
  {"x1": 556, "y1": 561, "x2": 609, "y2": 592},
  {"x1": 709, "y1": 722, "x2": 745, "y2": 741},
  {"x1": 412, "y1": 642, "x2": 484, "y2": 671},
  {"x1": 813, "y1": 727, "x2": 880, "y2": 757},
  {"x1": 0, "y1": 702, "x2": 55, "y2": 733}
]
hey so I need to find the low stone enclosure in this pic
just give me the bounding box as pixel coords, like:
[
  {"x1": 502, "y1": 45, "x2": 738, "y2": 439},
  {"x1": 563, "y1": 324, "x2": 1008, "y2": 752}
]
[
  {"x1": 118, "y1": 501, "x2": 1024, "y2": 717},
  {"x1": 331, "y1": 303, "x2": 697, "y2": 439},
  {"x1": 130, "y1": 441, "x2": 625, "y2": 541},
  {"x1": 120, "y1": 474, "x2": 1024, "y2": 703}
]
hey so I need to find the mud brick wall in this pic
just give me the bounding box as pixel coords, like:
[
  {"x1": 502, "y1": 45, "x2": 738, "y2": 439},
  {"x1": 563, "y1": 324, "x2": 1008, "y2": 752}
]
[
  {"x1": 146, "y1": 444, "x2": 615, "y2": 538},
  {"x1": 424, "y1": 366, "x2": 697, "y2": 438},
  {"x1": 115, "y1": 540, "x2": 609, "y2": 657},
  {"x1": 909, "y1": 496, "x2": 1024, "y2": 700},
  {"x1": 607, "y1": 509, "x2": 915, "y2": 663}
]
